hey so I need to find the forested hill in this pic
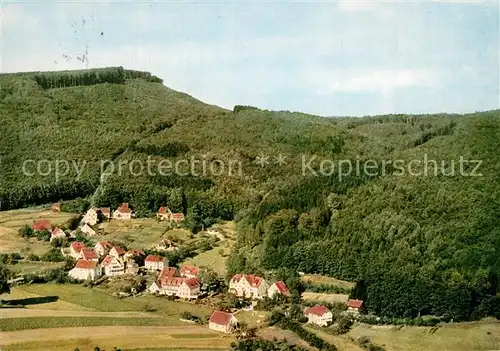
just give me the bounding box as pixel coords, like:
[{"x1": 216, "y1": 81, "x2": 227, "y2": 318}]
[{"x1": 1, "y1": 67, "x2": 499, "y2": 321}]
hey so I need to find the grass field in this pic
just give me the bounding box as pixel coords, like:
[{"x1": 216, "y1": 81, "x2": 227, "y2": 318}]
[
  {"x1": 348, "y1": 320, "x2": 500, "y2": 351},
  {"x1": 0, "y1": 208, "x2": 76, "y2": 255},
  {"x1": 304, "y1": 325, "x2": 363, "y2": 351},
  {"x1": 6, "y1": 261, "x2": 64, "y2": 275},
  {"x1": 300, "y1": 274, "x2": 356, "y2": 290},
  {"x1": 0, "y1": 325, "x2": 233, "y2": 351},
  {"x1": 302, "y1": 291, "x2": 349, "y2": 304}
]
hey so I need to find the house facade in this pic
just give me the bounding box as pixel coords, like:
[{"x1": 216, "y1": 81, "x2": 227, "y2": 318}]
[
  {"x1": 304, "y1": 305, "x2": 333, "y2": 326},
  {"x1": 209, "y1": 311, "x2": 238, "y2": 333},
  {"x1": 346, "y1": 299, "x2": 364, "y2": 314},
  {"x1": 179, "y1": 265, "x2": 199, "y2": 279},
  {"x1": 50, "y1": 227, "x2": 66, "y2": 242},
  {"x1": 95, "y1": 241, "x2": 113, "y2": 257},
  {"x1": 83, "y1": 207, "x2": 99, "y2": 226},
  {"x1": 109, "y1": 246, "x2": 126, "y2": 259},
  {"x1": 101, "y1": 255, "x2": 125, "y2": 276},
  {"x1": 81, "y1": 223, "x2": 96, "y2": 236},
  {"x1": 229, "y1": 274, "x2": 269, "y2": 299},
  {"x1": 100, "y1": 207, "x2": 111, "y2": 219},
  {"x1": 268, "y1": 281, "x2": 291, "y2": 299},
  {"x1": 177, "y1": 278, "x2": 201, "y2": 299},
  {"x1": 113, "y1": 203, "x2": 132, "y2": 220},
  {"x1": 69, "y1": 241, "x2": 86, "y2": 259},
  {"x1": 78, "y1": 248, "x2": 99, "y2": 262},
  {"x1": 171, "y1": 213, "x2": 185, "y2": 224},
  {"x1": 145, "y1": 255, "x2": 168, "y2": 271},
  {"x1": 69, "y1": 259, "x2": 102, "y2": 281},
  {"x1": 157, "y1": 206, "x2": 172, "y2": 221}
]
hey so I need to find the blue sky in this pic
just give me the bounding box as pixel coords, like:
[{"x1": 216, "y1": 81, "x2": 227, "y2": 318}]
[{"x1": 1, "y1": 0, "x2": 498, "y2": 116}]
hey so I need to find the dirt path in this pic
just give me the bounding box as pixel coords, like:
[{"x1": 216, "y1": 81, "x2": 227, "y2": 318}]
[
  {"x1": 0, "y1": 308, "x2": 161, "y2": 319},
  {"x1": 0, "y1": 325, "x2": 214, "y2": 345}
]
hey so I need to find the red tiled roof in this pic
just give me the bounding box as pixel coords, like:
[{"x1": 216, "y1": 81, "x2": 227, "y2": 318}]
[
  {"x1": 158, "y1": 206, "x2": 171, "y2": 214},
  {"x1": 304, "y1": 305, "x2": 330, "y2": 317},
  {"x1": 101, "y1": 255, "x2": 113, "y2": 266},
  {"x1": 112, "y1": 246, "x2": 126, "y2": 255},
  {"x1": 180, "y1": 265, "x2": 200, "y2": 277},
  {"x1": 127, "y1": 249, "x2": 145, "y2": 256},
  {"x1": 159, "y1": 267, "x2": 178, "y2": 279},
  {"x1": 209, "y1": 311, "x2": 233, "y2": 326},
  {"x1": 75, "y1": 259, "x2": 97, "y2": 269},
  {"x1": 100, "y1": 207, "x2": 110, "y2": 214},
  {"x1": 183, "y1": 277, "x2": 201, "y2": 289},
  {"x1": 51, "y1": 227, "x2": 65, "y2": 237},
  {"x1": 145, "y1": 254, "x2": 164, "y2": 262},
  {"x1": 97, "y1": 241, "x2": 113, "y2": 249},
  {"x1": 347, "y1": 299, "x2": 364, "y2": 309},
  {"x1": 32, "y1": 219, "x2": 52, "y2": 231},
  {"x1": 71, "y1": 241, "x2": 86, "y2": 251},
  {"x1": 231, "y1": 274, "x2": 242, "y2": 282},
  {"x1": 171, "y1": 213, "x2": 185, "y2": 221},
  {"x1": 273, "y1": 281, "x2": 291, "y2": 297},
  {"x1": 116, "y1": 203, "x2": 131, "y2": 213},
  {"x1": 244, "y1": 274, "x2": 264, "y2": 288},
  {"x1": 161, "y1": 277, "x2": 185, "y2": 287},
  {"x1": 80, "y1": 248, "x2": 98, "y2": 260}
]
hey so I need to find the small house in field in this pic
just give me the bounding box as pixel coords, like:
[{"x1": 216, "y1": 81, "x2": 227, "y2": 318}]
[
  {"x1": 179, "y1": 265, "x2": 200, "y2": 279},
  {"x1": 109, "y1": 245, "x2": 126, "y2": 259},
  {"x1": 347, "y1": 299, "x2": 364, "y2": 314},
  {"x1": 268, "y1": 281, "x2": 291, "y2": 298},
  {"x1": 304, "y1": 305, "x2": 333, "y2": 326},
  {"x1": 145, "y1": 255, "x2": 168, "y2": 272},
  {"x1": 69, "y1": 241, "x2": 86, "y2": 259},
  {"x1": 100, "y1": 207, "x2": 111, "y2": 220},
  {"x1": 101, "y1": 255, "x2": 125, "y2": 276},
  {"x1": 78, "y1": 248, "x2": 99, "y2": 262},
  {"x1": 209, "y1": 311, "x2": 238, "y2": 333},
  {"x1": 83, "y1": 207, "x2": 99, "y2": 226},
  {"x1": 50, "y1": 227, "x2": 66, "y2": 242},
  {"x1": 69, "y1": 259, "x2": 102, "y2": 281},
  {"x1": 170, "y1": 213, "x2": 185, "y2": 224},
  {"x1": 229, "y1": 274, "x2": 269, "y2": 299},
  {"x1": 51, "y1": 203, "x2": 61, "y2": 212},
  {"x1": 157, "y1": 206, "x2": 172, "y2": 221},
  {"x1": 94, "y1": 241, "x2": 113, "y2": 257},
  {"x1": 32, "y1": 219, "x2": 52, "y2": 232},
  {"x1": 113, "y1": 203, "x2": 132, "y2": 220},
  {"x1": 81, "y1": 223, "x2": 96, "y2": 236}
]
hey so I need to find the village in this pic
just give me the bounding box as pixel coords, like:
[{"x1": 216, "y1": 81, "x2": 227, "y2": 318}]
[{"x1": 20, "y1": 202, "x2": 366, "y2": 336}]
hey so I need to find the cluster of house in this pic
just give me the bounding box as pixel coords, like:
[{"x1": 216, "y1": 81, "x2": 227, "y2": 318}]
[
  {"x1": 66, "y1": 240, "x2": 170, "y2": 281},
  {"x1": 228, "y1": 274, "x2": 292, "y2": 300},
  {"x1": 148, "y1": 264, "x2": 201, "y2": 299},
  {"x1": 303, "y1": 299, "x2": 364, "y2": 326}
]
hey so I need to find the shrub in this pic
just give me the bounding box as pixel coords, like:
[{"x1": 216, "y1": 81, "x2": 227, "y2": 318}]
[
  {"x1": 41, "y1": 248, "x2": 65, "y2": 262},
  {"x1": 27, "y1": 254, "x2": 40, "y2": 261}
]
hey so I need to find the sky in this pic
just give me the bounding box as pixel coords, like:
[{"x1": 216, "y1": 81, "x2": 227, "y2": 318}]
[{"x1": 0, "y1": 0, "x2": 498, "y2": 117}]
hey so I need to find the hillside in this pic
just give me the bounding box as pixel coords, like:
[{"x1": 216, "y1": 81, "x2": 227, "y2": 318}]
[{"x1": 0, "y1": 67, "x2": 499, "y2": 320}]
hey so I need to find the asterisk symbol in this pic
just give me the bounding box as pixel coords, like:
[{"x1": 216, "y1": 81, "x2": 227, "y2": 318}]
[
  {"x1": 255, "y1": 153, "x2": 270, "y2": 167},
  {"x1": 274, "y1": 154, "x2": 287, "y2": 166}
]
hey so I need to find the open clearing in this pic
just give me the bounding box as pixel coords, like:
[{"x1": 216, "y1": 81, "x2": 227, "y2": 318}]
[
  {"x1": 0, "y1": 208, "x2": 76, "y2": 255},
  {"x1": 304, "y1": 325, "x2": 363, "y2": 351},
  {"x1": 257, "y1": 326, "x2": 313, "y2": 350},
  {"x1": 348, "y1": 320, "x2": 500, "y2": 351},
  {"x1": 302, "y1": 291, "x2": 349, "y2": 304},
  {"x1": 300, "y1": 274, "x2": 356, "y2": 290},
  {"x1": 0, "y1": 325, "x2": 234, "y2": 351}
]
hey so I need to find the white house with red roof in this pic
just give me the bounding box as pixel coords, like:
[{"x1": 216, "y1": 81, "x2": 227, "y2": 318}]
[
  {"x1": 229, "y1": 274, "x2": 269, "y2": 299},
  {"x1": 50, "y1": 227, "x2": 66, "y2": 242},
  {"x1": 69, "y1": 259, "x2": 102, "y2": 281},
  {"x1": 170, "y1": 213, "x2": 185, "y2": 224},
  {"x1": 81, "y1": 223, "x2": 96, "y2": 236},
  {"x1": 101, "y1": 255, "x2": 125, "y2": 276},
  {"x1": 113, "y1": 203, "x2": 132, "y2": 220},
  {"x1": 268, "y1": 281, "x2": 291, "y2": 298},
  {"x1": 179, "y1": 265, "x2": 200, "y2": 279},
  {"x1": 78, "y1": 248, "x2": 99, "y2": 262},
  {"x1": 209, "y1": 311, "x2": 238, "y2": 333},
  {"x1": 346, "y1": 299, "x2": 364, "y2": 314},
  {"x1": 157, "y1": 206, "x2": 172, "y2": 221},
  {"x1": 32, "y1": 219, "x2": 52, "y2": 232},
  {"x1": 177, "y1": 278, "x2": 201, "y2": 299},
  {"x1": 304, "y1": 305, "x2": 333, "y2": 326},
  {"x1": 69, "y1": 241, "x2": 86, "y2": 259},
  {"x1": 83, "y1": 207, "x2": 99, "y2": 226},
  {"x1": 109, "y1": 245, "x2": 126, "y2": 259},
  {"x1": 148, "y1": 267, "x2": 199, "y2": 298},
  {"x1": 145, "y1": 255, "x2": 168, "y2": 272},
  {"x1": 100, "y1": 207, "x2": 111, "y2": 219},
  {"x1": 94, "y1": 241, "x2": 114, "y2": 257}
]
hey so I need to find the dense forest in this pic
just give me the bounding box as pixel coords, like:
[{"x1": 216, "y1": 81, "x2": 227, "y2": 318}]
[{"x1": 0, "y1": 68, "x2": 499, "y2": 320}]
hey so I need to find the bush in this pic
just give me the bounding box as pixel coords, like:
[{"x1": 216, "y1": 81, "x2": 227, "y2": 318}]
[
  {"x1": 41, "y1": 248, "x2": 65, "y2": 262},
  {"x1": 27, "y1": 254, "x2": 40, "y2": 261}
]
